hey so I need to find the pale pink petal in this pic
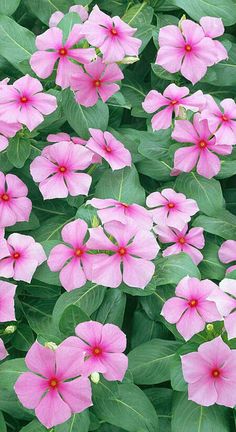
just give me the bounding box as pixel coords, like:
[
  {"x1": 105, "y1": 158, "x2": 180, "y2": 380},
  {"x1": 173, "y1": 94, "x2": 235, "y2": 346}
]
[
  {"x1": 87, "y1": 226, "x2": 116, "y2": 251},
  {"x1": 174, "y1": 146, "x2": 199, "y2": 173},
  {"x1": 181, "y1": 53, "x2": 207, "y2": 85},
  {"x1": 156, "y1": 46, "x2": 184, "y2": 73},
  {"x1": 151, "y1": 106, "x2": 173, "y2": 130},
  {"x1": 91, "y1": 253, "x2": 122, "y2": 288},
  {"x1": 14, "y1": 372, "x2": 48, "y2": 409},
  {"x1": 224, "y1": 312, "x2": 236, "y2": 340},
  {"x1": 161, "y1": 297, "x2": 188, "y2": 323},
  {"x1": 65, "y1": 172, "x2": 91, "y2": 196},
  {"x1": 188, "y1": 376, "x2": 218, "y2": 406},
  {"x1": 158, "y1": 25, "x2": 184, "y2": 47},
  {"x1": 177, "y1": 307, "x2": 205, "y2": 341},
  {"x1": 30, "y1": 156, "x2": 56, "y2": 182},
  {"x1": 101, "y1": 353, "x2": 128, "y2": 381},
  {"x1": 39, "y1": 174, "x2": 68, "y2": 199},
  {"x1": 123, "y1": 255, "x2": 155, "y2": 289},
  {"x1": 182, "y1": 243, "x2": 203, "y2": 265},
  {"x1": 198, "y1": 336, "x2": 231, "y2": 365},
  {"x1": 128, "y1": 230, "x2": 159, "y2": 260},
  {"x1": 6, "y1": 173, "x2": 28, "y2": 197},
  {"x1": 181, "y1": 20, "x2": 205, "y2": 45},
  {"x1": 219, "y1": 240, "x2": 236, "y2": 264},
  {"x1": 185, "y1": 227, "x2": 205, "y2": 248},
  {"x1": 30, "y1": 51, "x2": 58, "y2": 79},
  {"x1": 197, "y1": 149, "x2": 220, "y2": 178},
  {"x1": 48, "y1": 244, "x2": 72, "y2": 272},
  {"x1": 25, "y1": 341, "x2": 56, "y2": 378},
  {"x1": 98, "y1": 83, "x2": 120, "y2": 103},
  {"x1": 0, "y1": 338, "x2": 7, "y2": 360},
  {"x1": 59, "y1": 377, "x2": 92, "y2": 412},
  {"x1": 200, "y1": 17, "x2": 225, "y2": 38},
  {"x1": 35, "y1": 390, "x2": 71, "y2": 429},
  {"x1": 101, "y1": 324, "x2": 126, "y2": 352},
  {"x1": 36, "y1": 27, "x2": 63, "y2": 50},
  {"x1": 31, "y1": 93, "x2": 57, "y2": 115},
  {"x1": 172, "y1": 119, "x2": 199, "y2": 143},
  {"x1": 142, "y1": 90, "x2": 168, "y2": 113},
  {"x1": 60, "y1": 258, "x2": 87, "y2": 291},
  {"x1": 62, "y1": 219, "x2": 88, "y2": 248},
  {"x1": 181, "y1": 352, "x2": 209, "y2": 383},
  {"x1": 18, "y1": 105, "x2": 44, "y2": 131}
]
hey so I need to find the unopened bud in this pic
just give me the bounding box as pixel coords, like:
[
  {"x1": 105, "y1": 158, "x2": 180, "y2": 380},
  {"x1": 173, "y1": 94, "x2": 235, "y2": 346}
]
[
  {"x1": 177, "y1": 106, "x2": 187, "y2": 120},
  {"x1": 90, "y1": 372, "x2": 100, "y2": 384},
  {"x1": 120, "y1": 56, "x2": 139, "y2": 64},
  {"x1": 206, "y1": 324, "x2": 214, "y2": 332},
  {"x1": 178, "y1": 14, "x2": 187, "y2": 30},
  {"x1": 92, "y1": 215, "x2": 100, "y2": 228},
  {"x1": 4, "y1": 325, "x2": 16, "y2": 334},
  {"x1": 45, "y1": 342, "x2": 58, "y2": 351}
]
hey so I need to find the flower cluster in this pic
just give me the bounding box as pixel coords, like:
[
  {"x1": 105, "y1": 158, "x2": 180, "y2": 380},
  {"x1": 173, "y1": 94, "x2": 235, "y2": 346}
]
[{"x1": 15, "y1": 320, "x2": 128, "y2": 428}]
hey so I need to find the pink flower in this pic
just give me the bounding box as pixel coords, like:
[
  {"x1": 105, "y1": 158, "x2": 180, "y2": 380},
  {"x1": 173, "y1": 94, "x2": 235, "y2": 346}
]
[
  {"x1": 0, "y1": 172, "x2": 32, "y2": 228},
  {"x1": 86, "y1": 129, "x2": 131, "y2": 170},
  {"x1": 83, "y1": 5, "x2": 141, "y2": 63},
  {"x1": 0, "y1": 75, "x2": 57, "y2": 132},
  {"x1": 142, "y1": 84, "x2": 206, "y2": 131},
  {"x1": 0, "y1": 233, "x2": 46, "y2": 283},
  {"x1": 30, "y1": 26, "x2": 96, "y2": 88},
  {"x1": 181, "y1": 336, "x2": 236, "y2": 407},
  {"x1": 14, "y1": 340, "x2": 92, "y2": 429},
  {"x1": 172, "y1": 113, "x2": 232, "y2": 179},
  {"x1": 201, "y1": 96, "x2": 236, "y2": 145},
  {"x1": 0, "y1": 339, "x2": 8, "y2": 360},
  {"x1": 0, "y1": 120, "x2": 22, "y2": 152},
  {"x1": 71, "y1": 58, "x2": 124, "y2": 107},
  {"x1": 154, "y1": 224, "x2": 205, "y2": 265},
  {"x1": 156, "y1": 20, "x2": 220, "y2": 84},
  {"x1": 161, "y1": 276, "x2": 221, "y2": 341},
  {"x1": 49, "y1": 5, "x2": 88, "y2": 27},
  {"x1": 87, "y1": 197, "x2": 153, "y2": 229},
  {"x1": 72, "y1": 320, "x2": 128, "y2": 381},
  {"x1": 0, "y1": 280, "x2": 17, "y2": 322},
  {"x1": 87, "y1": 221, "x2": 159, "y2": 289},
  {"x1": 209, "y1": 279, "x2": 236, "y2": 340},
  {"x1": 200, "y1": 17, "x2": 228, "y2": 62},
  {"x1": 218, "y1": 240, "x2": 236, "y2": 273},
  {"x1": 146, "y1": 188, "x2": 198, "y2": 230},
  {"x1": 47, "y1": 132, "x2": 101, "y2": 164},
  {"x1": 30, "y1": 141, "x2": 92, "y2": 200},
  {"x1": 48, "y1": 219, "x2": 94, "y2": 291}
]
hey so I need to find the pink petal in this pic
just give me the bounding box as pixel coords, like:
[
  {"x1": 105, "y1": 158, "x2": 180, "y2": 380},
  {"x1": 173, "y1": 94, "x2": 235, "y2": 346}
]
[
  {"x1": 0, "y1": 338, "x2": 7, "y2": 360},
  {"x1": 197, "y1": 149, "x2": 220, "y2": 178},
  {"x1": 91, "y1": 253, "x2": 122, "y2": 288},
  {"x1": 65, "y1": 172, "x2": 91, "y2": 196},
  {"x1": 35, "y1": 389, "x2": 71, "y2": 429},
  {"x1": 185, "y1": 227, "x2": 205, "y2": 248},
  {"x1": 0, "y1": 280, "x2": 16, "y2": 322},
  {"x1": 39, "y1": 174, "x2": 68, "y2": 199},
  {"x1": 200, "y1": 17, "x2": 225, "y2": 38},
  {"x1": 156, "y1": 46, "x2": 183, "y2": 73},
  {"x1": 181, "y1": 351, "x2": 209, "y2": 383},
  {"x1": 31, "y1": 93, "x2": 57, "y2": 115},
  {"x1": 18, "y1": 105, "x2": 44, "y2": 131},
  {"x1": 14, "y1": 372, "x2": 48, "y2": 409},
  {"x1": 158, "y1": 25, "x2": 184, "y2": 47},
  {"x1": 161, "y1": 297, "x2": 188, "y2": 323},
  {"x1": 59, "y1": 258, "x2": 87, "y2": 291},
  {"x1": 128, "y1": 230, "x2": 159, "y2": 260},
  {"x1": 48, "y1": 244, "x2": 73, "y2": 272},
  {"x1": 25, "y1": 341, "x2": 56, "y2": 378},
  {"x1": 75, "y1": 321, "x2": 103, "y2": 347},
  {"x1": 123, "y1": 255, "x2": 155, "y2": 289},
  {"x1": 174, "y1": 146, "x2": 199, "y2": 173},
  {"x1": 181, "y1": 53, "x2": 207, "y2": 85},
  {"x1": 188, "y1": 376, "x2": 218, "y2": 406},
  {"x1": 181, "y1": 20, "x2": 204, "y2": 45},
  {"x1": 55, "y1": 337, "x2": 85, "y2": 380},
  {"x1": 62, "y1": 219, "x2": 88, "y2": 248},
  {"x1": 87, "y1": 226, "x2": 115, "y2": 251},
  {"x1": 176, "y1": 307, "x2": 205, "y2": 341},
  {"x1": 30, "y1": 156, "x2": 56, "y2": 182},
  {"x1": 182, "y1": 243, "x2": 203, "y2": 265},
  {"x1": 198, "y1": 336, "x2": 231, "y2": 366},
  {"x1": 59, "y1": 377, "x2": 92, "y2": 412},
  {"x1": 142, "y1": 90, "x2": 168, "y2": 113},
  {"x1": 101, "y1": 323, "x2": 126, "y2": 352},
  {"x1": 101, "y1": 353, "x2": 128, "y2": 381},
  {"x1": 30, "y1": 51, "x2": 58, "y2": 79},
  {"x1": 151, "y1": 106, "x2": 173, "y2": 131},
  {"x1": 35, "y1": 27, "x2": 63, "y2": 50},
  {"x1": 224, "y1": 312, "x2": 236, "y2": 340}
]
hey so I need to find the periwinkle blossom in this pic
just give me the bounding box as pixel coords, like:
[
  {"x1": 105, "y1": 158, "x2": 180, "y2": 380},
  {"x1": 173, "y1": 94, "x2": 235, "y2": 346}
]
[
  {"x1": 71, "y1": 58, "x2": 124, "y2": 107},
  {"x1": 156, "y1": 19, "x2": 225, "y2": 84},
  {"x1": 47, "y1": 132, "x2": 101, "y2": 163},
  {"x1": 218, "y1": 240, "x2": 236, "y2": 273},
  {"x1": 87, "y1": 221, "x2": 159, "y2": 289},
  {"x1": 142, "y1": 83, "x2": 206, "y2": 131},
  {"x1": 172, "y1": 113, "x2": 232, "y2": 179},
  {"x1": 87, "y1": 197, "x2": 153, "y2": 229},
  {"x1": 30, "y1": 141, "x2": 93, "y2": 200},
  {"x1": 0, "y1": 120, "x2": 21, "y2": 152},
  {"x1": 161, "y1": 276, "x2": 221, "y2": 341},
  {"x1": 0, "y1": 280, "x2": 17, "y2": 322},
  {"x1": 49, "y1": 5, "x2": 88, "y2": 27},
  {"x1": 209, "y1": 279, "x2": 236, "y2": 340},
  {"x1": 83, "y1": 5, "x2": 141, "y2": 63},
  {"x1": 146, "y1": 188, "x2": 198, "y2": 230},
  {"x1": 181, "y1": 337, "x2": 236, "y2": 407},
  {"x1": 30, "y1": 26, "x2": 96, "y2": 88},
  {"x1": 0, "y1": 233, "x2": 46, "y2": 283},
  {"x1": 0, "y1": 75, "x2": 57, "y2": 131},
  {"x1": 64, "y1": 321, "x2": 128, "y2": 381},
  {"x1": 86, "y1": 129, "x2": 131, "y2": 170},
  {"x1": 14, "y1": 341, "x2": 92, "y2": 429},
  {"x1": 154, "y1": 224, "x2": 205, "y2": 265},
  {"x1": 0, "y1": 172, "x2": 32, "y2": 228},
  {"x1": 201, "y1": 96, "x2": 236, "y2": 146},
  {"x1": 200, "y1": 17, "x2": 228, "y2": 62},
  {"x1": 48, "y1": 219, "x2": 94, "y2": 291}
]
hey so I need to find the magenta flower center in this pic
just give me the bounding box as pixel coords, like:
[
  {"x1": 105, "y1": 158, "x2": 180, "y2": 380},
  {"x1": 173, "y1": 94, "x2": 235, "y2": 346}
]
[
  {"x1": 58, "y1": 48, "x2": 67, "y2": 56},
  {"x1": 104, "y1": 145, "x2": 112, "y2": 153},
  {"x1": 92, "y1": 347, "x2": 102, "y2": 356},
  {"x1": 110, "y1": 27, "x2": 118, "y2": 36},
  {"x1": 58, "y1": 166, "x2": 67, "y2": 173},
  {"x1": 221, "y1": 114, "x2": 228, "y2": 122},
  {"x1": 185, "y1": 44, "x2": 192, "y2": 52},
  {"x1": 20, "y1": 96, "x2": 28, "y2": 103},
  {"x1": 48, "y1": 377, "x2": 59, "y2": 389},
  {"x1": 170, "y1": 99, "x2": 178, "y2": 105},
  {"x1": 74, "y1": 248, "x2": 84, "y2": 257},
  {"x1": 167, "y1": 202, "x2": 175, "y2": 209},
  {"x1": 118, "y1": 247, "x2": 126, "y2": 256},
  {"x1": 1, "y1": 193, "x2": 9, "y2": 202},
  {"x1": 94, "y1": 80, "x2": 101, "y2": 87},
  {"x1": 211, "y1": 368, "x2": 221, "y2": 378},
  {"x1": 198, "y1": 140, "x2": 207, "y2": 149},
  {"x1": 178, "y1": 237, "x2": 186, "y2": 245},
  {"x1": 12, "y1": 252, "x2": 20, "y2": 260},
  {"x1": 121, "y1": 202, "x2": 129, "y2": 208},
  {"x1": 188, "y1": 299, "x2": 198, "y2": 307}
]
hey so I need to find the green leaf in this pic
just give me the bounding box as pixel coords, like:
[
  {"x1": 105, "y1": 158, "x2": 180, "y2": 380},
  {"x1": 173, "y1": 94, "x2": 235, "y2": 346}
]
[
  {"x1": 122, "y1": 3, "x2": 153, "y2": 26},
  {"x1": 7, "y1": 136, "x2": 31, "y2": 168},
  {"x1": 172, "y1": 392, "x2": 234, "y2": 432},
  {"x1": 128, "y1": 339, "x2": 181, "y2": 384},
  {"x1": 202, "y1": 42, "x2": 236, "y2": 87},
  {"x1": 53, "y1": 283, "x2": 107, "y2": 327},
  {"x1": 171, "y1": 0, "x2": 236, "y2": 26},
  {"x1": 131, "y1": 309, "x2": 171, "y2": 349},
  {"x1": 136, "y1": 158, "x2": 172, "y2": 181},
  {"x1": 155, "y1": 253, "x2": 201, "y2": 286},
  {"x1": 55, "y1": 411, "x2": 90, "y2": 432},
  {"x1": 199, "y1": 241, "x2": 227, "y2": 280},
  {"x1": 58, "y1": 12, "x2": 82, "y2": 41},
  {"x1": 33, "y1": 216, "x2": 74, "y2": 242},
  {"x1": 24, "y1": 0, "x2": 72, "y2": 24},
  {"x1": 95, "y1": 289, "x2": 126, "y2": 327},
  {"x1": 20, "y1": 419, "x2": 47, "y2": 432},
  {"x1": 12, "y1": 324, "x2": 35, "y2": 351},
  {"x1": 62, "y1": 89, "x2": 109, "y2": 140},
  {"x1": 93, "y1": 380, "x2": 159, "y2": 432},
  {"x1": 193, "y1": 210, "x2": 236, "y2": 240},
  {"x1": 175, "y1": 173, "x2": 224, "y2": 216},
  {"x1": 95, "y1": 166, "x2": 145, "y2": 205},
  {"x1": 33, "y1": 240, "x2": 61, "y2": 286},
  {"x1": 144, "y1": 388, "x2": 172, "y2": 432},
  {"x1": 0, "y1": 0, "x2": 21, "y2": 15},
  {"x1": 0, "y1": 412, "x2": 6, "y2": 432},
  {"x1": 59, "y1": 305, "x2": 90, "y2": 336},
  {"x1": 0, "y1": 359, "x2": 27, "y2": 389},
  {"x1": 6, "y1": 212, "x2": 39, "y2": 232},
  {"x1": 0, "y1": 15, "x2": 35, "y2": 73}
]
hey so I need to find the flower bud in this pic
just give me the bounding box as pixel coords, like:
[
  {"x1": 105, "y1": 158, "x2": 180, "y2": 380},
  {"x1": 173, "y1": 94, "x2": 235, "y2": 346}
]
[
  {"x1": 90, "y1": 372, "x2": 100, "y2": 384},
  {"x1": 177, "y1": 106, "x2": 187, "y2": 120},
  {"x1": 178, "y1": 14, "x2": 187, "y2": 30},
  {"x1": 4, "y1": 325, "x2": 17, "y2": 334},
  {"x1": 45, "y1": 342, "x2": 58, "y2": 351},
  {"x1": 206, "y1": 324, "x2": 214, "y2": 332},
  {"x1": 120, "y1": 56, "x2": 139, "y2": 64},
  {"x1": 92, "y1": 215, "x2": 100, "y2": 228}
]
